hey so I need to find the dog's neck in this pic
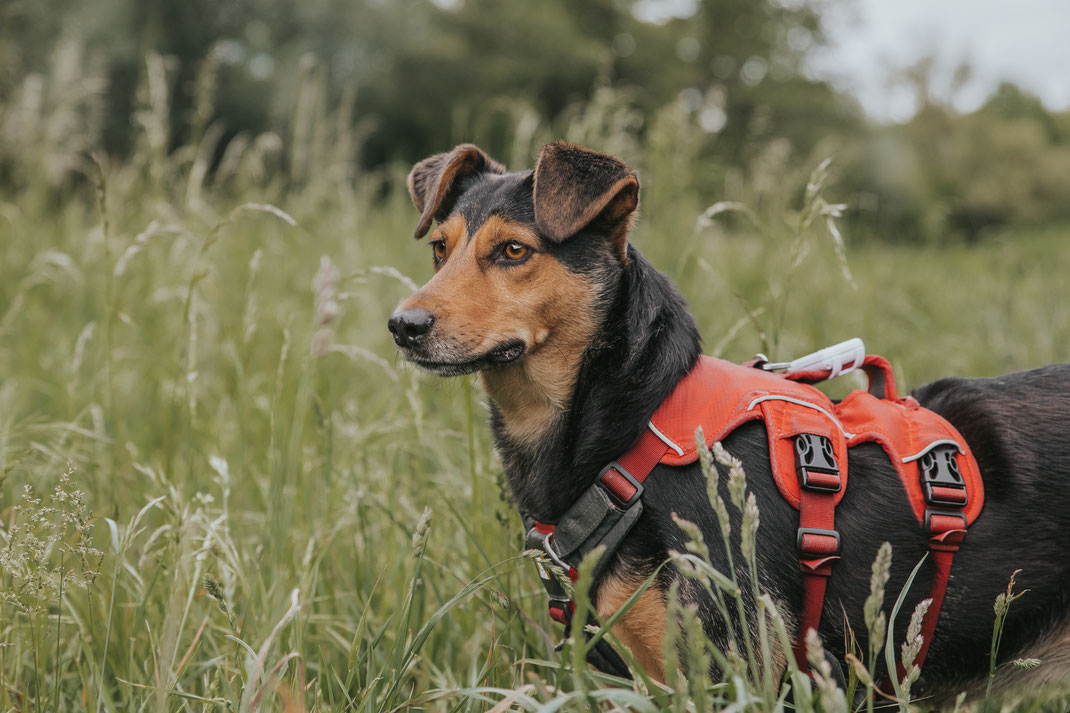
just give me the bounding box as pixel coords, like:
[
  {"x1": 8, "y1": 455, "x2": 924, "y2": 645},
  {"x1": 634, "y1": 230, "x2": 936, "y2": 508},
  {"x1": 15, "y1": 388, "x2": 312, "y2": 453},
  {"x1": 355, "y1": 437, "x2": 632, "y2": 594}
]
[{"x1": 486, "y1": 247, "x2": 701, "y2": 522}]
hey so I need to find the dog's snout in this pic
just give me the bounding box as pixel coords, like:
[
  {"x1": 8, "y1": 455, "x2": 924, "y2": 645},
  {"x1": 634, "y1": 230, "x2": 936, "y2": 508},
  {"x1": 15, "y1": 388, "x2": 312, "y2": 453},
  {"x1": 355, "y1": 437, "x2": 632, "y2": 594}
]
[{"x1": 388, "y1": 308, "x2": 435, "y2": 348}]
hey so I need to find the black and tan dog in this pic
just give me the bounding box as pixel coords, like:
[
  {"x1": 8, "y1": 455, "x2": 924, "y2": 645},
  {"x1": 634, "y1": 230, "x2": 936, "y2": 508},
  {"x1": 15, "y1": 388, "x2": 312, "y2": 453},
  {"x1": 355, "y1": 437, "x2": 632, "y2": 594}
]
[{"x1": 388, "y1": 142, "x2": 1070, "y2": 699}]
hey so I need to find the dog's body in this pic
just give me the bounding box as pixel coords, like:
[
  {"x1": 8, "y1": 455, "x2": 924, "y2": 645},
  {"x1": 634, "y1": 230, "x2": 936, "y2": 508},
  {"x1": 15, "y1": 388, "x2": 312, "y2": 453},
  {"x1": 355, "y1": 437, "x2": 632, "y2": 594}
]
[{"x1": 389, "y1": 142, "x2": 1070, "y2": 701}]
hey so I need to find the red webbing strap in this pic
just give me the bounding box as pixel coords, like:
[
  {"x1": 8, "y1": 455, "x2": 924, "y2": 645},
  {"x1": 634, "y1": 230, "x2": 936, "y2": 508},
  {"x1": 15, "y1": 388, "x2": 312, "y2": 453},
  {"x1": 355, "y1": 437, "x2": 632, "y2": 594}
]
[
  {"x1": 600, "y1": 426, "x2": 672, "y2": 502},
  {"x1": 535, "y1": 426, "x2": 669, "y2": 528},
  {"x1": 893, "y1": 520, "x2": 966, "y2": 682},
  {"x1": 793, "y1": 486, "x2": 841, "y2": 670},
  {"x1": 619, "y1": 426, "x2": 673, "y2": 483}
]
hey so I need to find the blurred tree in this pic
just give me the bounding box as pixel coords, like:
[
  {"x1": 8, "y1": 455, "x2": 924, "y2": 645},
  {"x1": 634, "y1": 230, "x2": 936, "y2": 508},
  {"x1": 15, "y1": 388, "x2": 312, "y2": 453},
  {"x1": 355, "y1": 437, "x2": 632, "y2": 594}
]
[
  {"x1": 0, "y1": 0, "x2": 855, "y2": 168},
  {"x1": 3, "y1": 0, "x2": 1069, "y2": 246}
]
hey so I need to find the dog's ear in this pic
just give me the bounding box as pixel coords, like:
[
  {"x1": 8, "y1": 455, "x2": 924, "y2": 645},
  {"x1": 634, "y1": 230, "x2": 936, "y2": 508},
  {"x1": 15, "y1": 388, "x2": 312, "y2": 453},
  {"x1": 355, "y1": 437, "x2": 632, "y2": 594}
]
[
  {"x1": 407, "y1": 144, "x2": 506, "y2": 239},
  {"x1": 532, "y1": 142, "x2": 639, "y2": 249}
]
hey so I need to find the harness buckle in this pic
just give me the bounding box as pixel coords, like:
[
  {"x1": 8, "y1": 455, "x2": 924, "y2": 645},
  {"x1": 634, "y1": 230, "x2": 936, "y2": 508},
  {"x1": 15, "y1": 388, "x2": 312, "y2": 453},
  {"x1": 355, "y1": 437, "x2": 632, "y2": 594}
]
[
  {"x1": 797, "y1": 526, "x2": 841, "y2": 557},
  {"x1": 924, "y1": 508, "x2": 967, "y2": 534},
  {"x1": 597, "y1": 461, "x2": 644, "y2": 509},
  {"x1": 795, "y1": 433, "x2": 842, "y2": 493},
  {"x1": 919, "y1": 445, "x2": 968, "y2": 507}
]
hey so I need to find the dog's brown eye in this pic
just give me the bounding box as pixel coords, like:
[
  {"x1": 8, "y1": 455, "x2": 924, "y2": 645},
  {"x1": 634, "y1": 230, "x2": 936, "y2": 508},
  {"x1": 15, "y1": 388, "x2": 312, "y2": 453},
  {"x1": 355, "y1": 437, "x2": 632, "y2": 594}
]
[
  {"x1": 503, "y1": 242, "x2": 529, "y2": 260},
  {"x1": 432, "y1": 241, "x2": 447, "y2": 263}
]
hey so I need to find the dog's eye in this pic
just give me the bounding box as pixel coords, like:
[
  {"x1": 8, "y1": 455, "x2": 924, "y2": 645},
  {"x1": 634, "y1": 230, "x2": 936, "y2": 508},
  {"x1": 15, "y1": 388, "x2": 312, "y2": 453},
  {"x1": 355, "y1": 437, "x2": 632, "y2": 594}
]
[
  {"x1": 432, "y1": 240, "x2": 447, "y2": 264},
  {"x1": 503, "y1": 242, "x2": 529, "y2": 261}
]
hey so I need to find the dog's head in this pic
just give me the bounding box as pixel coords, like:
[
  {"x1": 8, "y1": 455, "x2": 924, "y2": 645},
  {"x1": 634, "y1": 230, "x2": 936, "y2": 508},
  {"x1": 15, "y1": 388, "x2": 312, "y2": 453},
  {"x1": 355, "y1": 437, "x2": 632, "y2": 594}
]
[
  {"x1": 388, "y1": 141, "x2": 640, "y2": 440},
  {"x1": 389, "y1": 142, "x2": 639, "y2": 372}
]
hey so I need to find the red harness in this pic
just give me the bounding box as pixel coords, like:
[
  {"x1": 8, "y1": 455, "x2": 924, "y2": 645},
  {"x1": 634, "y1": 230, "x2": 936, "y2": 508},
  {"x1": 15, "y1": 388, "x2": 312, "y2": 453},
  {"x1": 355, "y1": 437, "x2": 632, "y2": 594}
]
[{"x1": 529, "y1": 352, "x2": 983, "y2": 678}]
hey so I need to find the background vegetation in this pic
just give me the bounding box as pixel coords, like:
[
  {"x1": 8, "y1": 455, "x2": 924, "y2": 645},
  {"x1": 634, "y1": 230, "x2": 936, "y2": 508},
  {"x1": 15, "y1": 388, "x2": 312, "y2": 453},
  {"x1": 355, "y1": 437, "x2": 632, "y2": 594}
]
[
  {"x1": 4, "y1": 0, "x2": 1070, "y2": 243},
  {"x1": 2, "y1": 1, "x2": 1068, "y2": 711}
]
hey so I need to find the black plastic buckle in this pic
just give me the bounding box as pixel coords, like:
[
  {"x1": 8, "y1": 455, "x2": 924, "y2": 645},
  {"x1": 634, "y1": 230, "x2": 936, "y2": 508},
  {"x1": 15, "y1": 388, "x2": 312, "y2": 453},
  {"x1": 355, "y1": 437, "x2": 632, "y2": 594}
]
[
  {"x1": 795, "y1": 433, "x2": 842, "y2": 493},
  {"x1": 919, "y1": 445, "x2": 967, "y2": 507},
  {"x1": 597, "y1": 461, "x2": 644, "y2": 509},
  {"x1": 797, "y1": 526, "x2": 841, "y2": 556}
]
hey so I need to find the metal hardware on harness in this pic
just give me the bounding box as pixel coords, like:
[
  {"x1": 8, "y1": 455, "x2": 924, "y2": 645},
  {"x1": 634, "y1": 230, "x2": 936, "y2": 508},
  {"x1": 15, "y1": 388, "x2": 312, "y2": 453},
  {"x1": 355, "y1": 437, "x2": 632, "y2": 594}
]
[
  {"x1": 597, "y1": 461, "x2": 644, "y2": 508},
  {"x1": 795, "y1": 433, "x2": 842, "y2": 492},
  {"x1": 536, "y1": 529, "x2": 571, "y2": 573},
  {"x1": 919, "y1": 445, "x2": 968, "y2": 507}
]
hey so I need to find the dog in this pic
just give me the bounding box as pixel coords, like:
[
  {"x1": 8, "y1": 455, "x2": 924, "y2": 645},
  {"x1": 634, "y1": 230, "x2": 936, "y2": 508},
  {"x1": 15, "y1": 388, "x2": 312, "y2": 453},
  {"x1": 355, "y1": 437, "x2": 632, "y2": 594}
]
[{"x1": 388, "y1": 141, "x2": 1070, "y2": 702}]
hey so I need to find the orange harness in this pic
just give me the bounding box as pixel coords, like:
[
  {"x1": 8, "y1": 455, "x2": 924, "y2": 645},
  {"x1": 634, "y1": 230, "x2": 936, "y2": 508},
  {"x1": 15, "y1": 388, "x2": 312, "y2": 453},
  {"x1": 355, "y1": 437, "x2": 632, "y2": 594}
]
[{"x1": 529, "y1": 352, "x2": 983, "y2": 678}]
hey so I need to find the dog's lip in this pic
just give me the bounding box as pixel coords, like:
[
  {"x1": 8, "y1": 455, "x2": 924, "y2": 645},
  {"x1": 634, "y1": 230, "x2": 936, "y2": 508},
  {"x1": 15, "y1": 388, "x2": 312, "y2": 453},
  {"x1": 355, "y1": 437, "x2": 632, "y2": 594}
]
[
  {"x1": 485, "y1": 340, "x2": 526, "y2": 364},
  {"x1": 403, "y1": 339, "x2": 527, "y2": 373}
]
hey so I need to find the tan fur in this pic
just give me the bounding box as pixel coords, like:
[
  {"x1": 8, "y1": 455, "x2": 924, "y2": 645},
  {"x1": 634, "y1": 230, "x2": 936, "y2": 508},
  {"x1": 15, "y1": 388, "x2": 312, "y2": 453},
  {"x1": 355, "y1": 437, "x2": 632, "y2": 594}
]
[
  {"x1": 401, "y1": 214, "x2": 600, "y2": 444},
  {"x1": 596, "y1": 574, "x2": 668, "y2": 681},
  {"x1": 765, "y1": 602, "x2": 793, "y2": 682}
]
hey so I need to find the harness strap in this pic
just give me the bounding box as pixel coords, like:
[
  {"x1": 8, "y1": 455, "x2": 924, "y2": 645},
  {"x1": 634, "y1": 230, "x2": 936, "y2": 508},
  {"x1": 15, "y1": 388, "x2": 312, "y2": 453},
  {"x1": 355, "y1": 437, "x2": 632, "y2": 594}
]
[
  {"x1": 524, "y1": 352, "x2": 979, "y2": 684},
  {"x1": 898, "y1": 515, "x2": 966, "y2": 680},
  {"x1": 612, "y1": 424, "x2": 675, "y2": 491},
  {"x1": 792, "y1": 433, "x2": 843, "y2": 669},
  {"x1": 525, "y1": 425, "x2": 670, "y2": 677}
]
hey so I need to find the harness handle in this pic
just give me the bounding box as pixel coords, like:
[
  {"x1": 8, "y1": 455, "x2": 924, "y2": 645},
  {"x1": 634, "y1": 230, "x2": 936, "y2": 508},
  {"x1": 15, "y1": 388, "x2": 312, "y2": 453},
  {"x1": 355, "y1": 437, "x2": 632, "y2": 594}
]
[
  {"x1": 784, "y1": 355, "x2": 898, "y2": 401},
  {"x1": 859, "y1": 355, "x2": 899, "y2": 401},
  {"x1": 760, "y1": 337, "x2": 899, "y2": 402}
]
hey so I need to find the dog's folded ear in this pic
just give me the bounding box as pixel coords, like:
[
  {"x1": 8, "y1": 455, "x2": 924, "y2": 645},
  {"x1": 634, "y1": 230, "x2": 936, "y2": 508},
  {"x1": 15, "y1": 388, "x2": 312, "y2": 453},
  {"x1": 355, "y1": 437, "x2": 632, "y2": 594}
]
[
  {"x1": 407, "y1": 144, "x2": 506, "y2": 239},
  {"x1": 533, "y1": 142, "x2": 639, "y2": 247}
]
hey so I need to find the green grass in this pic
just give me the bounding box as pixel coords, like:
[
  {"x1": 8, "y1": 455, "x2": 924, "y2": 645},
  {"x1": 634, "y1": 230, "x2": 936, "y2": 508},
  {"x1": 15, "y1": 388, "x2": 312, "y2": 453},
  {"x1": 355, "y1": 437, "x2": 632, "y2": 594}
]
[{"x1": 2, "y1": 65, "x2": 1070, "y2": 713}]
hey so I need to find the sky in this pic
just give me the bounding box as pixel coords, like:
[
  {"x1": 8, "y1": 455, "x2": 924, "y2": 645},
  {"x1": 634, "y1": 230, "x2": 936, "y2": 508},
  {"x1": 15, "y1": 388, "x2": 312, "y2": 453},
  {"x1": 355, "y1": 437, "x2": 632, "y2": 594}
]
[
  {"x1": 634, "y1": 0, "x2": 1070, "y2": 122},
  {"x1": 809, "y1": 0, "x2": 1070, "y2": 121}
]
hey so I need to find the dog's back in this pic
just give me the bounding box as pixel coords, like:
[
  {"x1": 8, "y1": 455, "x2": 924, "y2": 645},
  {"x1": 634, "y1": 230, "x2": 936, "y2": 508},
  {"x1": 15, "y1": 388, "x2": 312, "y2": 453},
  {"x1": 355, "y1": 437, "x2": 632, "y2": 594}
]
[
  {"x1": 914, "y1": 363, "x2": 1070, "y2": 490},
  {"x1": 913, "y1": 364, "x2": 1070, "y2": 697}
]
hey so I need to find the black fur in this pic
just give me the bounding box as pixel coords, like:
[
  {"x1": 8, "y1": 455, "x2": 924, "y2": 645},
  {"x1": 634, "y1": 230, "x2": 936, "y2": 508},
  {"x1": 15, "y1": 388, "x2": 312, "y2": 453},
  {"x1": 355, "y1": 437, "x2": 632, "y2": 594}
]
[
  {"x1": 396, "y1": 144, "x2": 1070, "y2": 699},
  {"x1": 558, "y1": 273, "x2": 1070, "y2": 694},
  {"x1": 494, "y1": 244, "x2": 701, "y2": 520}
]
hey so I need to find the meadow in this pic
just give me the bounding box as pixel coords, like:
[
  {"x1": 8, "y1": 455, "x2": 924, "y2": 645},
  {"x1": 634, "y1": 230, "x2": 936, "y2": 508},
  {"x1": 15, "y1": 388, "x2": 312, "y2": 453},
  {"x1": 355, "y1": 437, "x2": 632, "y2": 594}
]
[{"x1": 2, "y1": 60, "x2": 1070, "y2": 713}]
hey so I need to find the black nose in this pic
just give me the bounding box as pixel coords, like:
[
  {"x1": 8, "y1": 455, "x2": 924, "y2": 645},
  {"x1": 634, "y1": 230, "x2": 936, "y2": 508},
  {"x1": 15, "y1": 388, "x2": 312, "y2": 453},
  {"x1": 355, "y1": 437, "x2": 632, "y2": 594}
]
[{"x1": 388, "y1": 308, "x2": 434, "y2": 348}]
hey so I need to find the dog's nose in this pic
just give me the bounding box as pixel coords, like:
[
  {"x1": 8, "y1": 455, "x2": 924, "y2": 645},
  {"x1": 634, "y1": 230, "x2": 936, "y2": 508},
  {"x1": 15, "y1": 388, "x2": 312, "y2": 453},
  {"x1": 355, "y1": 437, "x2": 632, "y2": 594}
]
[{"x1": 388, "y1": 308, "x2": 434, "y2": 348}]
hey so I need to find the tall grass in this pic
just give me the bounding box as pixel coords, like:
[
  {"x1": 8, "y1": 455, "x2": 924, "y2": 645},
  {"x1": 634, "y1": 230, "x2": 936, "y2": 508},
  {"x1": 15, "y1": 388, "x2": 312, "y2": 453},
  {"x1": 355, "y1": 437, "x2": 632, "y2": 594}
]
[{"x1": 2, "y1": 43, "x2": 1070, "y2": 712}]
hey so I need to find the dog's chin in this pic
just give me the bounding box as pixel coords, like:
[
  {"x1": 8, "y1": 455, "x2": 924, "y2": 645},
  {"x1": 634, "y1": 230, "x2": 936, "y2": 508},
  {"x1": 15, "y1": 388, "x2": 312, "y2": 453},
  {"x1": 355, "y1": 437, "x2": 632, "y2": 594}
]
[{"x1": 403, "y1": 340, "x2": 527, "y2": 376}]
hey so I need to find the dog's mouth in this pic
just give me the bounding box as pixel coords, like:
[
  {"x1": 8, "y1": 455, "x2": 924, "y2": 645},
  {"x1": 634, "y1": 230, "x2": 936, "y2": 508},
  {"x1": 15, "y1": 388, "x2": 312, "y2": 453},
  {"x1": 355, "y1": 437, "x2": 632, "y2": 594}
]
[
  {"x1": 404, "y1": 339, "x2": 527, "y2": 376},
  {"x1": 485, "y1": 340, "x2": 526, "y2": 364}
]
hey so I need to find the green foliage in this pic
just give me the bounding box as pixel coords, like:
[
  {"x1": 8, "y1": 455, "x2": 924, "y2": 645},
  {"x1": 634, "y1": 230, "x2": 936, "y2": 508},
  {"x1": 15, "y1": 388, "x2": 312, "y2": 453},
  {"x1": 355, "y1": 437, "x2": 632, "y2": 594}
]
[
  {"x1": 983, "y1": 570, "x2": 1029, "y2": 713},
  {"x1": 0, "y1": 0, "x2": 831, "y2": 165},
  {"x1": 5, "y1": 3, "x2": 1070, "y2": 244},
  {"x1": 837, "y1": 79, "x2": 1070, "y2": 244},
  {"x1": 2, "y1": 35, "x2": 1070, "y2": 713}
]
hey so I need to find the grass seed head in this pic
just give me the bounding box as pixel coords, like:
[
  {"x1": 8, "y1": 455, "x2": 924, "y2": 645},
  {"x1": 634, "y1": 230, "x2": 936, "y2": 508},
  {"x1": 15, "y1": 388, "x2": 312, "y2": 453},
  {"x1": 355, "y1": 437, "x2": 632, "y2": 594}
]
[
  {"x1": 863, "y1": 542, "x2": 892, "y2": 655},
  {"x1": 410, "y1": 507, "x2": 432, "y2": 561},
  {"x1": 712, "y1": 441, "x2": 747, "y2": 511}
]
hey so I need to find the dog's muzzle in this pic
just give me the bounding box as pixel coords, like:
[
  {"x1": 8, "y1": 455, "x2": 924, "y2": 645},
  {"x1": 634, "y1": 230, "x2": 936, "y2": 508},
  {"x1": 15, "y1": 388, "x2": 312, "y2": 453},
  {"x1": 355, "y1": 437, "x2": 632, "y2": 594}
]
[{"x1": 388, "y1": 308, "x2": 434, "y2": 348}]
